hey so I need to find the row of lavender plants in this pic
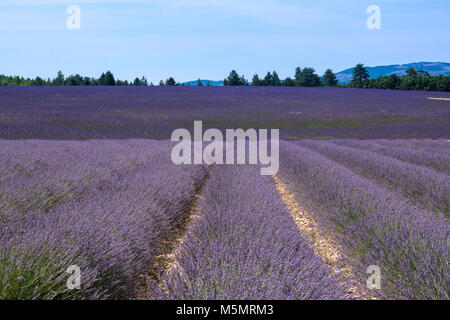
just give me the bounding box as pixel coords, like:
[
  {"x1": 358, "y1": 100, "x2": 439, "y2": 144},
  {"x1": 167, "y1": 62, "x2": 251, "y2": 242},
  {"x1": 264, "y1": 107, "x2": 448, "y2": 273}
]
[
  {"x1": 331, "y1": 139, "x2": 450, "y2": 174},
  {"x1": 279, "y1": 141, "x2": 449, "y2": 299},
  {"x1": 0, "y1": 140, "x2": 167, "y2": 217},
  {"x1": 379, "y1": 139, "x2": 450, "y2": 154},
  {"x1": 296, "y1": 140, "x2": 449, "y2": 216},
  {"x1": 151, "y1": 165, "x2": 348, "y2": 299},
  {"x1": 0, "y1": 140, "x2": 208, "y2": 299}
]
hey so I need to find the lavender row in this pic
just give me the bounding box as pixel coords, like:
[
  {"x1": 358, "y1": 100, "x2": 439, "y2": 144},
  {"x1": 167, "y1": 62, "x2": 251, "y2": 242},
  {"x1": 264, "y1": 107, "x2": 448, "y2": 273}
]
[
  {"x1": 0, "y1": 140, "x2": 170, "y2": 217},
  {"x1": 331, "y1": 139, "x2": 450, "y2": 174},
  {"x1": 297, "y1": 140, "x2": 449, "y2": 216},
  {"x1": 279, "y1": 141, "x2": 449, "y2": 299},
  {"x1": 151, "y1": 165, "x2": 347, "y2": 300},
  {"x1": 376, "y1": 139, "x2": 450, "y2": 154},
  {"x1": 0, "y1": 140, "x2": 208, "y2": 299}
]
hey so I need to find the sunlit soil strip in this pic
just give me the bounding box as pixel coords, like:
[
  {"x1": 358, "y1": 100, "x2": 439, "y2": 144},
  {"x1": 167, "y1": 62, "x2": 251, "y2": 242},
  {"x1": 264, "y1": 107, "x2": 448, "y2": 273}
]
[
  {"x1": 273, "y1": 175, "x2": 371, "y2": 299},
  {"x1": 137, "y1": 168, "x2": 210, "y2": 299},
  {"x1": 427, "y1": 97, "x2": 450, "y2": 101}
]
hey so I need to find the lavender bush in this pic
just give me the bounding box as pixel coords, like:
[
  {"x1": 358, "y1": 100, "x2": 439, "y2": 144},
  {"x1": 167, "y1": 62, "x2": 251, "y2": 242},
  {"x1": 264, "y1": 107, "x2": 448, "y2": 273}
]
[
  {"x1": 279, "y1": 141, "x2": 449, "y2": 299},
  {"x1": 378, "y1": 139, "x2": 450, "y2": 155},
  {"x1": 151, "y1": 165, "x2": 348, "y2": 300},
  {"x1": 332, "y1": 139, "x2": 450, "y2": 174}
]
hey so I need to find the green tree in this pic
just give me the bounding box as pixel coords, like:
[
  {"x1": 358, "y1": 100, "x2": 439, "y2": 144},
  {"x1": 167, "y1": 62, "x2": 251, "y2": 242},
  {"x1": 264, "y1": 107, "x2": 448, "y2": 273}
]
[
  {"x1": 33, "y1": 76, "x2": 45, "y2": 86},
  {"x1": 252, "y1": 74, "x2": 261, "y2": 86},
  {"x1": 53, "y1": 71, "x2": 65, "y2": 86},
  {"x1": 263, "y1": 72, "x2": 273, "y2": 86},
  {"x1": 81, "y1": 77, "x2": 92, "y2": 85},
  {"x1": 350, "y1": 64, "x2": 370, "y2": 88},
  {"x1": 322, "y1": 69, "x2": 338, "y2": 87},
  {"x1": 272, "y1": 71, "x2": 281, "y2": 86},
  {"x1": 197, "y1": 79, "x2": 203, "y2": 86},
  {"x1": 98, "y1": 71, "x2": 116, "y2": 86},
  {"x1": 294, "y1": 67, "x2": 303, "y2": 85},
  {"x1": 281, "y1": 77, "x2": 295, "y2": 86},
  {"x1": 297, "y1": 67, "x2": 321, "y2": 87},
  {"x1": 165, "y1": 77, "x2": 176, "y2": 86},
  {"x1": 224, "y1": 70, "x2": 248, "y2": 86}
]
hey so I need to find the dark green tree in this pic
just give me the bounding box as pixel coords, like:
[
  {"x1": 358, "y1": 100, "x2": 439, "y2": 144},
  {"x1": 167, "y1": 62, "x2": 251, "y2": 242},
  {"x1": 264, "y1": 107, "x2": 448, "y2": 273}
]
[
  {"x1": 224, "y1": 70, "x2": 248, "y2": 86},
  {"x1": 297, "y1": 67, "x2": 321, "y2": 87},
  {"x1": 281, "y1": 77, "x2": 295, "y2": 86},
  {"x1": 165, "y1": 77, "x2": 176, "y2": 86},
  {"x1": 418, "y1": 70, "x2": 430, "y2": 77},
  {"x1": 252, "y1": 74, "x2": 261, "y2": 86},
  {"x1": 294, "y1": 67, "x2": 303, "y2": 85},
  {"x1": 33, "y1": 76, "x2": 45, "y2": 86},
  {"x1": 263, "y1": 72, "x2": 273, "y2": 86},
  {"x1": 272, "y1": 71, "x2": 281, "y2": 86},
  {"x1": 98, "y1": 71, "x2": 116, "y2": 86},
  {"x1": 322, "y1": 69, "x2": 338, "y2": 87},
  {"x1": 350, "y1": 64, "x2": 370, "y2": 88},
  {"x1": 197, "y1": 79, "x2": 203, "y2": 86},
  {"x1": 81, "y1": 77, "x2": 92, "y2": 85},
  {"x1": 53, "y1": 71, "x2": 65, "y2": 86}
]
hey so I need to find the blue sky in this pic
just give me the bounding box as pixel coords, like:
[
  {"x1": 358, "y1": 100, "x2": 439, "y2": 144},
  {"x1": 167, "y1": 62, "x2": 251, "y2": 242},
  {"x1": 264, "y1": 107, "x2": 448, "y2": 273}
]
[{"x1": 1, "y1": 0, "x2": 449, "y2": 82}]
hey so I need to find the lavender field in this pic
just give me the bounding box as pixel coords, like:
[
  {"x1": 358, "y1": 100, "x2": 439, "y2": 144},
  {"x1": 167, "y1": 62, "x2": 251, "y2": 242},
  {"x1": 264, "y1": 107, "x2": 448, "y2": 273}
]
[
  {"x1": 0, "y1": 87, "x2": 449, "y2": 300},
  {"x1": 0, "y1": 86, "x2": 449, "y2": 140}
]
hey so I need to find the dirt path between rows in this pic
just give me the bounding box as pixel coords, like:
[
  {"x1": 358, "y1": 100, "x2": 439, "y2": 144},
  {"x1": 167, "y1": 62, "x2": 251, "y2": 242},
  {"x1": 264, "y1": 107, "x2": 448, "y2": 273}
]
[
  {"x1": 136, "y1": 167, "x2": 211, "y2": 299},
  {"x1": 273, "y1": 175, "x2": 372, "y2": 300},
  {"x1": 427, "y1": 97, "x2": 450, "y2": 101}
]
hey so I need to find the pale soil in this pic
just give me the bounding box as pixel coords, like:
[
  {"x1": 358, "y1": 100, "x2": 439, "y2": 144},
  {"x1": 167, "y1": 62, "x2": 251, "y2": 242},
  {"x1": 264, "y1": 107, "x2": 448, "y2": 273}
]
[
  {"x1": 427, "y1": 97, "x2": 450, "y2": 101},
  {"x1": 136, "y1": 168, "x2": 210, "y2": 299},
  {"x1": 273, "y1": 175, "x2": 373, "y2": 299}
]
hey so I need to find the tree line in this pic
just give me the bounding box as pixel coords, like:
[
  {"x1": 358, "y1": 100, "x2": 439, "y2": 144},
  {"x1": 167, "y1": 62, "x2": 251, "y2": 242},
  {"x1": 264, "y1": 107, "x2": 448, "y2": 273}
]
[
  {"x1": 348, "y1": 65, "x2": 450, "y2": 92},
  {"x1": 0, "y1": 71, "x2": 154, "y2": 86},
  {"x1": 1, "y1": 65, "x2": 449, "y2": 91},
  {"x1": 223, "y1": 68, "x2": 337, "y2": 87},
  {"x1": 223, "y1": 64, "x2": 450, "y2": 91},
  {"x1": 0, "y1": 71, "x2": 207, "y2": 87}
]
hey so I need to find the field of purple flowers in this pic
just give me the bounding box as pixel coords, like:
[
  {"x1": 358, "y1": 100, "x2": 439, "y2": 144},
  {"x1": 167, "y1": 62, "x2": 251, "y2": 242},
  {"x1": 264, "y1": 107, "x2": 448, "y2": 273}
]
[
  {"x1": 0, "y1": 86, "x2": 448, "y2": 300},
  {"x1": 0, "y1": 138, "x2": 448, "y2": 300},
  {"x1": 0, "y1": 140, "x2": 208, "y2": 299},
  {"x1": 278, "y1": 140, "x2": 448, "y2": 299},
  {"x1": 0, "y1": 86, "x2": 449, "y2": 140}
]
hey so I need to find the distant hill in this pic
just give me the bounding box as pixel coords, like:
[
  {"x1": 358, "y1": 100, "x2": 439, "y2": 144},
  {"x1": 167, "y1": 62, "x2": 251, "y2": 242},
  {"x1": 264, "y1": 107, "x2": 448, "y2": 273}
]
[
  {"x1": 182, "y1": 79, "x2": 224, "y2": 86},
  {"x1": 336, "y1": 62, "x2": 450, "y2": 84},
  {"x1": 183, "y1": 62, "x2": 450, "y2": 86}
]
